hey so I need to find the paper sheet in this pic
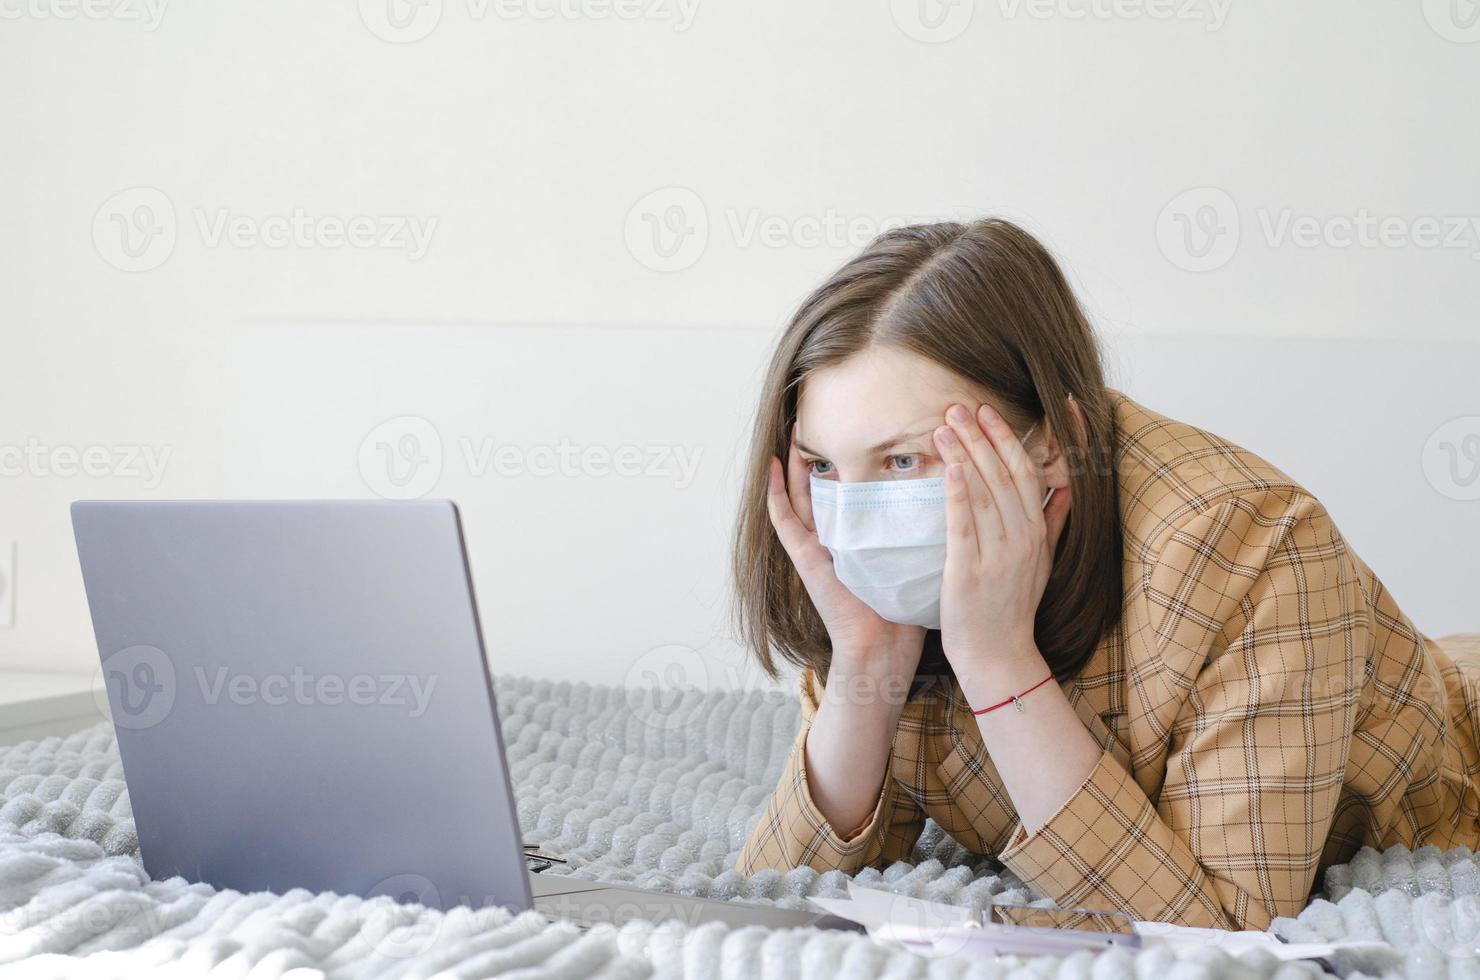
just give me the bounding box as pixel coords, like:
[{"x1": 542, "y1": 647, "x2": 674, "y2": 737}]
[{"x1": 808, "y1": 882, "x2": 1392, "y2": 961}]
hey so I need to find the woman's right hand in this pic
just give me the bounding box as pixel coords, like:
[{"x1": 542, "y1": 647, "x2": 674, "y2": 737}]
[
  {"x1": 766, "y1": 429, "x2": 927, "y2": 681},
  {"x1": 766, "y1": 429, "x2": 925, "y2": 837}
]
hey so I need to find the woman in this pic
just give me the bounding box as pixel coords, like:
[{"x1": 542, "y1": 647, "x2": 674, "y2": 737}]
[{"x1": 730, "y1": 218, "x2": 1480, "y2": 931}]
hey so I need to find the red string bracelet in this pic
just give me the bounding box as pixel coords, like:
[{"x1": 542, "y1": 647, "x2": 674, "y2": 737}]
[{"x1": 970, "y1": 673, "x2": 1056, "y2": 715}]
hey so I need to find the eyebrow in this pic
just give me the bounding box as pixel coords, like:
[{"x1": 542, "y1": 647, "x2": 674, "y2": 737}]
[{"x1": 796, "y1": 425, "x2": 941, "y2": 458}]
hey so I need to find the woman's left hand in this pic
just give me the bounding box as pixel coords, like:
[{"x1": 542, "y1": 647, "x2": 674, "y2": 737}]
[{"x1": 931, "y1": 402, "x2": 1071, "y2": 704}]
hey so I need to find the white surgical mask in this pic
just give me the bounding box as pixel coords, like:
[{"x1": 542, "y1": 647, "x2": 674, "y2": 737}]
[{"x1": 808, "y1": 425, "x2": 1054, "y2": 629}]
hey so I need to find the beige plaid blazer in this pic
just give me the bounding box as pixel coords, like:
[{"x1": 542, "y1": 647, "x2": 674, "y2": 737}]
[{"x1": 737, "y1": 391, "x2": 1480, "y2": 931}]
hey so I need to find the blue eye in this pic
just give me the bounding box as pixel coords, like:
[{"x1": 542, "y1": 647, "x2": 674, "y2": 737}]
[
  {"x1": 889, "y1": 454, "x2": 922, "y2": 473},
  {"x1": 806, "y1": 459, "x2": 833, "y2": 476}
]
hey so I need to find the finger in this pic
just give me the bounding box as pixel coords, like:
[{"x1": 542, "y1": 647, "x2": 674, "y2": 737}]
[
  {"x1": 934, "y1": 423, "x2": 1003, "y2": 548},
  {"x1": 786, "y1": 425, "x2": 816, "y2": 532},
  {"x1": 946, "y1": 404, "x2": 1024, "y2": 537},
  {"x1": 976, "y1": 403, "x2": 1046, "y2": 530},
  {"x1": 767, "y1": 456, "x2": 812, "y2": 556},
  {"x1": 942, "y1": 462, "x2": 979, "y2": 570},
  {"x1": 766, "y1": 457, "x2": 836, "y2": 588}
]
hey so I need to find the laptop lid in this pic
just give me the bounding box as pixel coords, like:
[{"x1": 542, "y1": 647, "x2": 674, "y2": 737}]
[{"x1": 71, "y1": 499, "x2": 531, "y2": 913}]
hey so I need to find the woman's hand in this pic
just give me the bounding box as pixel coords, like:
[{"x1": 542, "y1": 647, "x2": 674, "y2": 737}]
[
  {"x1": 768, "y1": 428, "x2": 926, "y2": 837},
  {"x1": 931, "y1": 403, "x2": 1071, "y2": 706},
  {"x1": 766, "y1": 428, "x2": 927, "y2": 679}
]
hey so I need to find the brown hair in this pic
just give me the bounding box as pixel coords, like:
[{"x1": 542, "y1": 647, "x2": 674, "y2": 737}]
[{"x1": 730, "y1": 218, "x2": 1123, "y2": 684}]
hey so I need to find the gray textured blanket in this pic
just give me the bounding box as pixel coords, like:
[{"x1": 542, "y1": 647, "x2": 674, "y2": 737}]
[{"x1": 0, "y1": 673, "x2": 1469, "y2": 978}]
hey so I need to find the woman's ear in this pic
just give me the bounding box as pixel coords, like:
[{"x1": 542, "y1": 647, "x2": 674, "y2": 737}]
[{"x1": 1034, "y1": 395, "x2": 1086, "y2": 490}]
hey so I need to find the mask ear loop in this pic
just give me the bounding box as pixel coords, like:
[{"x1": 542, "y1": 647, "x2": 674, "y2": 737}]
[
  {"x1": 1048, "y1": 393, "x2": 1080, "y2": 508},
  {"x1": 1021, "y1": 421, "x2": 1056, "y2": 510}
]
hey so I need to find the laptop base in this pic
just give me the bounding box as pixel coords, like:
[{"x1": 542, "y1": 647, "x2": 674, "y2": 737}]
[{"x1": 528, "y1": 871, "x2": 863, "y2": 932}]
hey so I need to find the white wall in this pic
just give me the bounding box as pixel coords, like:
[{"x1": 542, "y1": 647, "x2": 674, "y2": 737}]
[{"x1": 2, "y1": 0, "x2": 1477, "y2": 685}]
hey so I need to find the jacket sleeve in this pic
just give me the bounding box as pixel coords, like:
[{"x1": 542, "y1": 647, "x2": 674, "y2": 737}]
[
  {"x1": 996, "y1": 490, "x2": 1367, "y2": 930},
  {"x1": 736, "y1": 667, "x2": 926, "y2": 874}
]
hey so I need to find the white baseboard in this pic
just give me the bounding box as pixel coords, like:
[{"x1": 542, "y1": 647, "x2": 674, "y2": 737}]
[{"x1": 0, "y1": 671, "x2": 105, "y2": 746}]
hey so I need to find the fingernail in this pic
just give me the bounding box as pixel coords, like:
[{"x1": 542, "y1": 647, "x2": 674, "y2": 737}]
[
  {"x1": 935, "y1": 425, "x2": 957, "y2": 447},
  {"x1": 978, "y1": 403, "x2": 999, "y2": 421},
  {"x1": 947, "y1": 404, "x2": 970, "y2": 424}
]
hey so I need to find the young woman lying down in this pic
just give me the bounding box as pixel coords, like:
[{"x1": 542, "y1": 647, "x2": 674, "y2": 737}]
[{"x1": 731, "y1": 218, "x2": 1480, "y2": 931}]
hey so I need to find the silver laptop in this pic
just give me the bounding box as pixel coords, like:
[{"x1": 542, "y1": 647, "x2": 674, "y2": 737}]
[{"x1": 72, "y1": 500, "x2": 858, "y2": 933}]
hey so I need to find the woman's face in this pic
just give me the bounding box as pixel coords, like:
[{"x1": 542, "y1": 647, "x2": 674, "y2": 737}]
[{"x1": 795, "y1": 345, "x2": 1046, "y2": 485}]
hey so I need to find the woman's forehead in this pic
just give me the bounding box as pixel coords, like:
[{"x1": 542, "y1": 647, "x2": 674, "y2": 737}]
[{"x1": 795, "y1": 349, "x2": 986, "y2": 448}]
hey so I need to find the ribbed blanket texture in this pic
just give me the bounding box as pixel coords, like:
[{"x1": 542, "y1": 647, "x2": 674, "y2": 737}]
[{"x1": 0, "y1": 674, "x2": 1471, "y2": 978}]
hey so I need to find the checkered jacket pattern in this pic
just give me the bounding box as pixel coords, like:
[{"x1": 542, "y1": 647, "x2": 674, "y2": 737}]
[{"x1": 737, "y1": 391, "x2": 1480, "y2": 931}]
